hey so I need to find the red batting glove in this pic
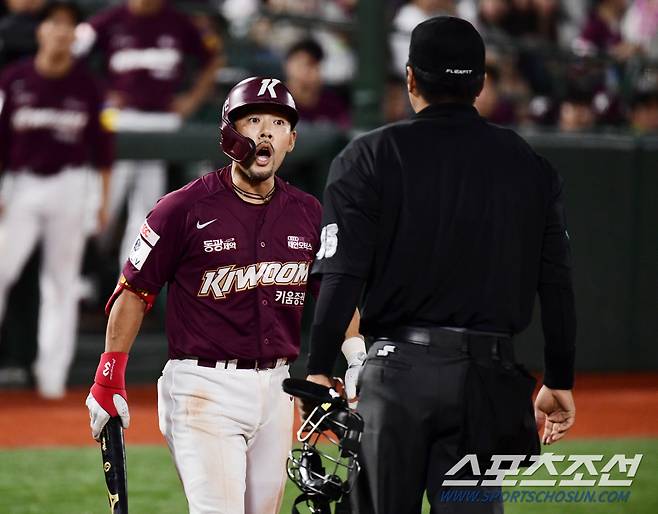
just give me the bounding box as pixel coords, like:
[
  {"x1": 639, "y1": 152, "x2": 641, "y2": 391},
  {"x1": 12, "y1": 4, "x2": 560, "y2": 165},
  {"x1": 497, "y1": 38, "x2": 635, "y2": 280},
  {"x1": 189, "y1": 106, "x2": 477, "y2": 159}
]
[{"x1": 86, "y1": 352, "x2": 130, "y2": 440}]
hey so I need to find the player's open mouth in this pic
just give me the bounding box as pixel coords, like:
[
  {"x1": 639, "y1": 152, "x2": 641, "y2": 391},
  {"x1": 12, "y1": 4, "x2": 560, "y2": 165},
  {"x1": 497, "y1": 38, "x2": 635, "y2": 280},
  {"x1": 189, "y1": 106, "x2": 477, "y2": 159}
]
[{"x1": 255, "y1": 144, "x2": 273, "y2": 166}]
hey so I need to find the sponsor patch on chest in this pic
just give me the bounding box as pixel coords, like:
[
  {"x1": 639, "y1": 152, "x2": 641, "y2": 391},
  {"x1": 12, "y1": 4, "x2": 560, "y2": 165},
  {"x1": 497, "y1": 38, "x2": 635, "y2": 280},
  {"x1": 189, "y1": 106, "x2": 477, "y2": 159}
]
[
  {"x1": 203, "y1": 238, "x2": 237, "y2": 252},
  {"x1": 287, "y1": 235, "x2": 312, "y2": 250}
]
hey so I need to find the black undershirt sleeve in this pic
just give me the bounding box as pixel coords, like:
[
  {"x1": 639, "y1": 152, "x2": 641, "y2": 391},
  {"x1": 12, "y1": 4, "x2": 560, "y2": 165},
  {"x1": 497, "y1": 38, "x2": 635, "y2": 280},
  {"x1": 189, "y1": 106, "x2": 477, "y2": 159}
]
[
  {"x1": 538, "y1": 161, "x2": 577, "y2": 389},
  {"x1": 539, "y1": 283, "x2": 576, "y2": 389},
  {"x1": 306, "y1": 273, "x2": 365, "y2": 376}
]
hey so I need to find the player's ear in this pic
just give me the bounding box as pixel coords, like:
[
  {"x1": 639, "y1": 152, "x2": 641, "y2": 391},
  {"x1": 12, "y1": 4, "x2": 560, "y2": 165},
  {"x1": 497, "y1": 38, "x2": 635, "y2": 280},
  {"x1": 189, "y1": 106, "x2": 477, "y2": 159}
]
[{"x1": 287, "y1": 129, "x2": 297, "y2": 153}]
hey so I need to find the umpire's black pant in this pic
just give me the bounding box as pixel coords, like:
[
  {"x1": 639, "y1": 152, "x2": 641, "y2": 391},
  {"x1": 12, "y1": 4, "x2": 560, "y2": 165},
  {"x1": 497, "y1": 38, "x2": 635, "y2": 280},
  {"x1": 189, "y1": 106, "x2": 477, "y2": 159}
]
[{"x1": 352, "y1": 329, "x2": 506, "y2": 514}]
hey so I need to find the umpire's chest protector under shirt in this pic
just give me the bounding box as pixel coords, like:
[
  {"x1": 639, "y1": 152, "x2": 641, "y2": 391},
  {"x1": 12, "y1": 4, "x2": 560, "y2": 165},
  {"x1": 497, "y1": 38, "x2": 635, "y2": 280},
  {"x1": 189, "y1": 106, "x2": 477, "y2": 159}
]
[{"x1": 312, "y1": 103, "x2": 573, "y2": 336}]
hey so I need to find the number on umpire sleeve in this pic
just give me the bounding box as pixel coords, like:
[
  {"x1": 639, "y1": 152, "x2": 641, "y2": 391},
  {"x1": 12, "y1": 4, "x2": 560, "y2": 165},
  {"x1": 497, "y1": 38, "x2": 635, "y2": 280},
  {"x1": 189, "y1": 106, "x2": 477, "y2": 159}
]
[{"x1": 316, "y1": 223, "x2": 339, "y2": 260}]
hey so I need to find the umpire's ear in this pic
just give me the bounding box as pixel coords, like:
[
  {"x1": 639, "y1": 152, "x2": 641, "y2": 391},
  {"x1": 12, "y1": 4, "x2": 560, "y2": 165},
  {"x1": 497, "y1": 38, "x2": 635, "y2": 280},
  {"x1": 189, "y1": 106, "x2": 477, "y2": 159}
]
[
  {"x1": 406, "y1": 65, "x2": 417, "y2": 95},
  {"x1": 405, "y1": 66, "x2": 425, "y2": 113}
]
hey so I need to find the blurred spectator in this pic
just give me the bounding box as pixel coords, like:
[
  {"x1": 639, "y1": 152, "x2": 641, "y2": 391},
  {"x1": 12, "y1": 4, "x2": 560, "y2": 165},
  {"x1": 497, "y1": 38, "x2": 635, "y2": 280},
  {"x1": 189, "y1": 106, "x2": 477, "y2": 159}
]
[
  {"x1": 559, "y1": 0, "x2": 589, "y2": 46},
  {"x1": 476, "y1": 0, "x2": 511, "y2": 39},
  {"x1": 391, "y1": 0, "x2": 458, "y2": 77},
  {"x1": 284, "y1": 38, "x2": 350, "y2": 127},
  {"x1": 383, "y1": 75, "x2": 410, "y2": 123},
  {"x1": 475, "y1": 64, "x2": 517, "y2": 125},
  {"x1": 562, "y1": 60, "x2": 625, "y2": 126},
  {"x1": 246, "y1": 2, "x2": 356, "y2": 85},
  {"x1": 528, "y1": 94, "x2": 559, "y2": 126},
  {"x1": 487, "y1": 47, "x2": 532, "y2": 111},
  {"x1": 75, "y1": 0, "x2": 220, "y2": 267},
  {"x1": 0, "y1": 0, "x2": 46, "y2": 68},
  {"x1": 506, "y1": 0, "x2": 538, "y2": 38},
  {"x1": 221, "y1": 0, "x2": 258, "y2": 37},
  {"x1": 559, "y1": 88, "x2": 597, "y2": 132},
  {"x1": 622, "y1": 0, "x2": 658, "y2": 59},
  {"x1": 629, "y1": 90, "x2": 658, "y2": 132},
  {"x1": 505, "y1": 0, "x2": 568, "y2": 94},
  {"x1": 531, "y1": 0, "x2": 561, "y2": 40},
  {"x1": 576, "y1": 0, "x2": 641, "y2": 61},
  {"x1": 506, "y1": 0, "x2": 567, "y2": 43},
  {"x1": 0, "y1": 1, "x2": 114, "y2": 398},
  {"x1": 220, "y1": 0, "x2": 355, "y2": 83}
]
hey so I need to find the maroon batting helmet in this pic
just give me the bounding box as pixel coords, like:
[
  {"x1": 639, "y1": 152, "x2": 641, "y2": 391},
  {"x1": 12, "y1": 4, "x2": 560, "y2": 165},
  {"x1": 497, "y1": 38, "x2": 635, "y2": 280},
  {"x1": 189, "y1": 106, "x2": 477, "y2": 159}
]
[{"x1": 220, "y1": 77, "x2": 299, "y2": 164}]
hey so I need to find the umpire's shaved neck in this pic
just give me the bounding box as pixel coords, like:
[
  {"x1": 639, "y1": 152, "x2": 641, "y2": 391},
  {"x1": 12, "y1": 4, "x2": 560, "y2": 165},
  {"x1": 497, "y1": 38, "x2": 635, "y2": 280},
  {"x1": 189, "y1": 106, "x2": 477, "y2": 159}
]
[
  {"x1": 405, "y1": 66, "x2": 482, "y2": 113},
  {"x1": 230, "y1": 161, "x2": 276, "y2": 204}
]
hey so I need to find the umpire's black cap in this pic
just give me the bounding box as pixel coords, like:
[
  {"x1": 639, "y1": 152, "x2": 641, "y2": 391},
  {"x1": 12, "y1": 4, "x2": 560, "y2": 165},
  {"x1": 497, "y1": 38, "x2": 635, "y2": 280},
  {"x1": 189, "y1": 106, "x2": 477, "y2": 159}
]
[{"x1": 408, "y1": 16, "x2": 485, "y2": 84}]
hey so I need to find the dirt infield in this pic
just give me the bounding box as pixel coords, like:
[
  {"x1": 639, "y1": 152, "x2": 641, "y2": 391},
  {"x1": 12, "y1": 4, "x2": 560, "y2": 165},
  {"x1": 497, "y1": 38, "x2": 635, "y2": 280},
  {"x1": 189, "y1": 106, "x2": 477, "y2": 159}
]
[{"x1": 1, "y1": 373, "x2": 657, "y2": 447}]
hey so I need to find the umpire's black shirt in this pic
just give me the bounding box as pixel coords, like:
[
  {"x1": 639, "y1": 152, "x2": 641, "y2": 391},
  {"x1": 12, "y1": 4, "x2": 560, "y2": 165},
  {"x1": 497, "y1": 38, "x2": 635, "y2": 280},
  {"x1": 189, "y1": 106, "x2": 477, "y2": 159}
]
[{"x1": 309, "y1": 103, "x2": 576, "y2": 389}]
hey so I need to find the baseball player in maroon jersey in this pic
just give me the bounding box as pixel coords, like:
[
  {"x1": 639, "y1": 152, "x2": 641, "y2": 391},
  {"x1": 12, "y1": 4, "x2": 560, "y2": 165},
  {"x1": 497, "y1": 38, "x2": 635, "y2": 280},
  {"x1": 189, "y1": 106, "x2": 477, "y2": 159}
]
[
  {"x1": 74, "y1": 0, "x2": 219, "y2": 267},
  {"x1": 86, "y1": 77, "x2": 361, "y2": 514},
  {"x1": 0, "y1": 1, "x2": 114, "y2": 398}
]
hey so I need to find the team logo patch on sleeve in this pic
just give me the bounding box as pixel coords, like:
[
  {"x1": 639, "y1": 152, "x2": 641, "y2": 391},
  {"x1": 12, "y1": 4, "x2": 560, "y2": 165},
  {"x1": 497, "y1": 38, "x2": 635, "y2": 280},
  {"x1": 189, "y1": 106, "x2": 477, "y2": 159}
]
[
  {"x1": 128, "y1": 235, "x2": 152, "y2": 270},
  {"x1": 139, "y1": 219, "x2": 160, "y2": 247}
]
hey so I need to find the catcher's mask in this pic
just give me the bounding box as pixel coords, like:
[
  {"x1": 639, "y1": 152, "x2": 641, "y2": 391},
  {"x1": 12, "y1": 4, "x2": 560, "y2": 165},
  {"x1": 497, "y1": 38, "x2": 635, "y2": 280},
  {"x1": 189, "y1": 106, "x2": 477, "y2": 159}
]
[
  {"x1": 282, "y1": 378, "x2": 364, "y2": 514},
  {"x1": 219, "y1": 76, "x2": 298, "y2": 164}
]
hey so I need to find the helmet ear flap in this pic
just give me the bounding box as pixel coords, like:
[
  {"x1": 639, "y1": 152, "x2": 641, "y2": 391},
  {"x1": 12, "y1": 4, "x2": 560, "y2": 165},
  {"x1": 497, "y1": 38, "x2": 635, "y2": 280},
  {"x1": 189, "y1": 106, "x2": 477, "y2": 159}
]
[{"x1": 220, "y1": 114, "x2": 256, "y2": 164}]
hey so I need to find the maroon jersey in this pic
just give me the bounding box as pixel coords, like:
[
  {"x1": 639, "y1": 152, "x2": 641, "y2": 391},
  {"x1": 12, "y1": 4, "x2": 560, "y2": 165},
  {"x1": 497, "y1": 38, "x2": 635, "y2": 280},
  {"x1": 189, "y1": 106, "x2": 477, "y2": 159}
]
[
  {"x1": 121, "y1": 167, "x2": 322, "y2": 362},
  {"x1": 86, "y1": 3, "x2": 213, "y2": 111},
  {"x1": 0, "y1": 59, "x2": 114, "y2": 175}
]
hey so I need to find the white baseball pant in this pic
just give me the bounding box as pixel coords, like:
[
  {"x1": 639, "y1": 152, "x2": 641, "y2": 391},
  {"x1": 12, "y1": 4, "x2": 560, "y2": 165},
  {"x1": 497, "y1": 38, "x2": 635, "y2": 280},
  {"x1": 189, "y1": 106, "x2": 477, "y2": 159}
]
[
  {"x1": 107, "y1": 159, "x2": 166, "y2": 267},
  {"x1": 0, "y1": 168, "x2": 96, "y2": 397},
  {"x1": 157, "y1": 359, "x2": 294, "y2": 514},
  {"x1": 105, "y1": 110, "x2": 181, "y2": 268}
]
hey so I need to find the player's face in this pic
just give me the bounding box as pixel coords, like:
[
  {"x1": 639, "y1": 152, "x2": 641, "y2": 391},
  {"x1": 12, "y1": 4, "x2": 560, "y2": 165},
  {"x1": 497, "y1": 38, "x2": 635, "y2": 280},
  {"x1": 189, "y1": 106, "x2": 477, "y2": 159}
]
[
  {"x1": 37, "y1": 9, "x2": 76, "y2": 55},
  {"x1": 233, "y1": 109, "x2": 297, "y2": 183}
]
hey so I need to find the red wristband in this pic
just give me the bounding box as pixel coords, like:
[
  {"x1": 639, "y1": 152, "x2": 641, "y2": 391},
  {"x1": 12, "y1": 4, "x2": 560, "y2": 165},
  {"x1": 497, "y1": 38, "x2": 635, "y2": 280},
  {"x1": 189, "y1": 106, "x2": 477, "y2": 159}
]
[{"x1": 94, "y1": 352, "x2": 129, "y2": 389}]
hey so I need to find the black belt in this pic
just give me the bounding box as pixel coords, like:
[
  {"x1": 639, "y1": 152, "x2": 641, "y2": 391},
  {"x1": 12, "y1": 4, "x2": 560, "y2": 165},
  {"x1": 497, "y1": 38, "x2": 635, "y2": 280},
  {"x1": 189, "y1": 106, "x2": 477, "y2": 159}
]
[
  {"x1": 193, "y1": 357, "x2": 288, "y2": 370},
  {"x1": 374, "y1": 325, "x2": 514, "y2": 361}
]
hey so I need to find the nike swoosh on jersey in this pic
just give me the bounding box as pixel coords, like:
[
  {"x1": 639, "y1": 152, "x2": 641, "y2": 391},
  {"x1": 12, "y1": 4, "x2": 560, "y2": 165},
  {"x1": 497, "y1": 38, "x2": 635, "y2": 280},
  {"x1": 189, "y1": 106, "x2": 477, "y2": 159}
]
[{"x1": 196, "y1": 219, "x2": 218, "y2": 229}]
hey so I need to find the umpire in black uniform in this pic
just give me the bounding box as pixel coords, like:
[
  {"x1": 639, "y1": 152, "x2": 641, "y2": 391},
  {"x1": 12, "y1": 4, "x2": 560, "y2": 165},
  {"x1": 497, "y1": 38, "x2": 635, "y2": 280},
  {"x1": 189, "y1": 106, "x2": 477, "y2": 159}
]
[{"x1": 305, "y1": 16, "x2": 577, "y2": 514}]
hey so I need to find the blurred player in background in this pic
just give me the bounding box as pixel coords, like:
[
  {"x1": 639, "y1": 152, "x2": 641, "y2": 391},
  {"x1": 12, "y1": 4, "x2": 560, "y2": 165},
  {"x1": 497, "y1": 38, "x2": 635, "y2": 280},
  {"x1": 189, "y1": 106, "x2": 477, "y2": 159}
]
[
  {"x1": 0, "y1": 0, "x2": 47, "y2": 387},
  {"x1": 74, "y1": 0, "x2": 220, "y2": 267},
  {"x1": 0, "y1": 1, "x2": 114, "y2": 398}
]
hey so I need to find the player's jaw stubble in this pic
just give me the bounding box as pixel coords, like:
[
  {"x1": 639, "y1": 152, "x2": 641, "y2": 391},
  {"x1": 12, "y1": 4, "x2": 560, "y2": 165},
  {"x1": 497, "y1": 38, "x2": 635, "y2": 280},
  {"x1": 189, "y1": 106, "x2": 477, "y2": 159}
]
[{"x1": 235, "y1": 159, "x2": 275, "y2": 185}]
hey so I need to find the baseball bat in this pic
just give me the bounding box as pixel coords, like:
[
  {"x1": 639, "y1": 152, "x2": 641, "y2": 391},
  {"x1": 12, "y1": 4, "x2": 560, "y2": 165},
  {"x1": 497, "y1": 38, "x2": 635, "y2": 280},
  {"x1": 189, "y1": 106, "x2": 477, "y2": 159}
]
[{"x1": 99, "y1": 417, "x2": 128, "y2": 514}]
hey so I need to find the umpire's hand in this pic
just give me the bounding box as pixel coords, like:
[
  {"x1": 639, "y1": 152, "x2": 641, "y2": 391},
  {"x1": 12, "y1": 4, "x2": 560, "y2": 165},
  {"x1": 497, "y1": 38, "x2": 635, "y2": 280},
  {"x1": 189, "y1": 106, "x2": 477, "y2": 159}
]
[
  {"x1": 298, "y1": 375, "x2": 335, "y2": 420},
  {"x1": 534, "y1": 386, "x2": 576, "y2": 445}
]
